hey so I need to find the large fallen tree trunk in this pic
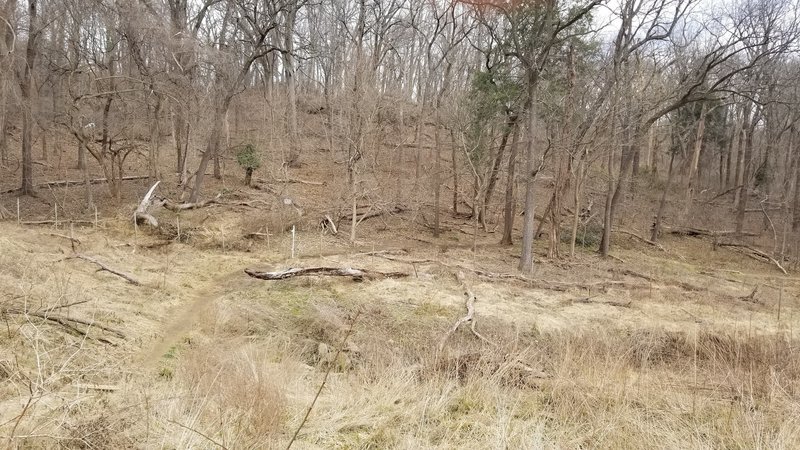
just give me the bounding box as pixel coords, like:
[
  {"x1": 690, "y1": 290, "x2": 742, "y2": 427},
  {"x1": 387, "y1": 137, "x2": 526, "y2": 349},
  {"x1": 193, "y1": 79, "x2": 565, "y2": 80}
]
[
  {"x1": 244, "y1": 266, "x2": 409, "y2": 281},
  {"x1": 336, "y1": 205, "x2": 406, "y2": 225},
  {"x1": 39, "y1": 175, "x2": 149, "y2": 189},
  {"x1": 162, "y1": 193, "x2": 222, "y2": 212},
  {"x1": 662, "y1": 226, "x2": 758, "y2": 238}
]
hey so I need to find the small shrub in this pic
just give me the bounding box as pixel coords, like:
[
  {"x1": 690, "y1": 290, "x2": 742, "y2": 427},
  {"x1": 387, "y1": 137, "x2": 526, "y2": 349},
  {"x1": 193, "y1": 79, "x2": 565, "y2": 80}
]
[{"x1": 236, "y1": 144, "x2": 261, "y2": 187}]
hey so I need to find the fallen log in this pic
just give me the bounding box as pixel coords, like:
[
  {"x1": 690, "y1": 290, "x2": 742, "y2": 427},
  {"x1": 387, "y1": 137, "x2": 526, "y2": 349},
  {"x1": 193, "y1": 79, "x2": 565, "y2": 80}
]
[
  {"x1": 337, "y1": 205, "x2": 406, "y2": 225},
  {"x1": 66, "y1": 254, "x2": 142, "y2": 285},
  {"x1": 39, "y1": 175, "x2": 149, "y2": 189},
  {"x1": 21, "y1": 220, "x2": 94, "y2": 226},
  {"x1": 162, "y1": 193, "x2": 222, "y2": 212},
  {"x1": 271, "y1": 177, "x2": 326, "y2": 186},
  {"x1": 244, "y1": 266, "x2": 409, "y2": 281},
  {"x1": 717, "y1": 242, "x2": 788, "y2": 274},
  {"x1": 610, "y1": 268, "x2": 705, "y2": 292},
  {"x1": 367, "y1": 253, "x2": 649, "y2": 292},
  {"x1": 662, "y1": 226, "x2": 758, "y2": 238}
]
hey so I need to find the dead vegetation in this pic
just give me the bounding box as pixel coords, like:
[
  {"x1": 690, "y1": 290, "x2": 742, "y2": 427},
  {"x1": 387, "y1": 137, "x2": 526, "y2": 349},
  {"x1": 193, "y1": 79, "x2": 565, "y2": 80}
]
[{"x1": 1, "y1": 190, "x2": 799, "y2": 449}]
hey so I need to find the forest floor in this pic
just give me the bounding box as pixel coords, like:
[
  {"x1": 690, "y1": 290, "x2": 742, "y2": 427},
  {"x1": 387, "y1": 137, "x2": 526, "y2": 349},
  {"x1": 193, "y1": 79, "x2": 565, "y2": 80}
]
[{"x1": 1, "y1": 112, "x2": 799, "y2": 448}]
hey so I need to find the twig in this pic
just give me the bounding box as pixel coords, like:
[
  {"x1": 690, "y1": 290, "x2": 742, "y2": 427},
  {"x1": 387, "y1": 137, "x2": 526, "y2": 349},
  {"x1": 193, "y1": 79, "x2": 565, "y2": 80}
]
[
  {"x1": 167, "y1": 419, "x2": 229, "y2": 450},
  {"x1": 286, "y1": 311, "x2": 360, "y2": 450},
  {"x1": 45, "y1": 233, "x2": 81, "y2": 245}
]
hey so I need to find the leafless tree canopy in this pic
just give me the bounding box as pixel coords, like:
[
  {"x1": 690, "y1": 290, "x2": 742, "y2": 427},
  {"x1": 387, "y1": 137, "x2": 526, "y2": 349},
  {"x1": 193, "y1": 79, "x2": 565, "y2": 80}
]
[{"x1": 2, "y1": 0, "x2": 800, "y2": 268}]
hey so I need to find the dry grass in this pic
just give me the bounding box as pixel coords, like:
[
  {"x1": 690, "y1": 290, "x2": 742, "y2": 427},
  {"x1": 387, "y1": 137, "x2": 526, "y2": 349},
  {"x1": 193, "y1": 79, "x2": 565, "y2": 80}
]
[{"x1": 1, "y1": 217, "x2": 799, "y2": 449}]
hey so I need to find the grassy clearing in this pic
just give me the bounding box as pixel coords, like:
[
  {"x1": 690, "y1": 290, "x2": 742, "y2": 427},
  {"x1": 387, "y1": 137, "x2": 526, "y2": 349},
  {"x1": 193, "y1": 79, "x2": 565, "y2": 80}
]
[{"x1": 1, "y1": 221, "x2": 799, "y2": 448}]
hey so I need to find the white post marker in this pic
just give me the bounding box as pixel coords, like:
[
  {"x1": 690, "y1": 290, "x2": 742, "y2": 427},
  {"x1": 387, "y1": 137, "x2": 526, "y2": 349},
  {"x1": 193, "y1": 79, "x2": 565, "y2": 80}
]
[
  {"x1": 291, "y1": 225, "x2": 296, "y2": 259},
  {"x1": 16, "y1": 198, "x2": 20, "y2": 224},
  {"x1": 54, "y1": 204, "x2": 58, "y2": 228},
  {"x1": 94, "y1": 206, "x2": 98, "y2": 229}
]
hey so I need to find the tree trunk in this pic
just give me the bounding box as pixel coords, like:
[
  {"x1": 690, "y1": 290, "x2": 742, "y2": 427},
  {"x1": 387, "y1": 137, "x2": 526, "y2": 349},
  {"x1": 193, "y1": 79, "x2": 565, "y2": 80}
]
[
  {"x1": 569, "y1": 153, "x2": 586, "y2": 256},
  {"x1": 433, "y1": 120, "x2": 441, "y2": 237},
  {"x1": 481, "y1": 114, "x2": 518, "y2": 225},
  {"x1": 190, "y1": 102, "x2": 228, "y2": 203},
  {"x1": 683, "y1": 103, "x2": 707, "y2": 218},
  {"x1": 735, "y1": 110, "x2": 758, "y2": 235},
  {"x1": 519, "y1": 105, "x2": 537, "y2": 273},
  {"x1": 501, "y1": 125, "x2": 520, "y2": 246},
  {"x1": 19, "y1": 0, "x2": 38, "y2": 196},
  {"x1": 651, "y1": 151, "x2": 676, "y2": 242},
  {"x1": 792, "y1": 153, "x2": 800, "y2": 232},
  {"x1": 149, "y1": 93, "x2": 162, "y2": 181},
  {"x1": 284, "y1": 1, "x2": 299, "y2": 166},
  {"x1": 600, "y1": 141, "x2": 614, "y2": 257},
  {"x1": 451, "y1": 129, "x2": 459, "y2": 214},
  {"x1": 599, "y1": 128, "x2": 637, "y2": 257}
]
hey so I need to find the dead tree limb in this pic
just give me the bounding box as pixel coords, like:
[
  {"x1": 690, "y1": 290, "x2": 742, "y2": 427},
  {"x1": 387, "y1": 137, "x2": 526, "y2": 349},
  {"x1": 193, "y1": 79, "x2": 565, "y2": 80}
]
[
  {"x1": 244, "y1": 266, "x2": 409, "y2": 281},
  {"x1": 439, "y1": 272, "x2": 492, "y2": 352},
  {"x1": 615, "y1": 229, "x2": 667, "y2": 252},
  {"x1": 21, "y1": 220, "x2": 93, "y2": 226},
  {"x1": 2, "y1": 308, "x2": 126, "y2": 343},
  {"x1": 738, "y1": 285, "x2": 760, "y2": 303},
  {"x1": 717, "y1": 242, "x2": 788, "y2": 274},
  {"x1": 66, "y1": 254, "x2": 142, "y2": 285},
  {"x1": 571, "y1": 296, "x2": 632, "y2": 308}
]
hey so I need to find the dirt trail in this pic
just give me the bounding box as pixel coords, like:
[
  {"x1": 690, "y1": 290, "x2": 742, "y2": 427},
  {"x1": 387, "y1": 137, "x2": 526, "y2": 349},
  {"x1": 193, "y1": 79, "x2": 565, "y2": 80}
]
[{"x1": 136, "y1": 269, "x2": 245, "y2": 370}]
